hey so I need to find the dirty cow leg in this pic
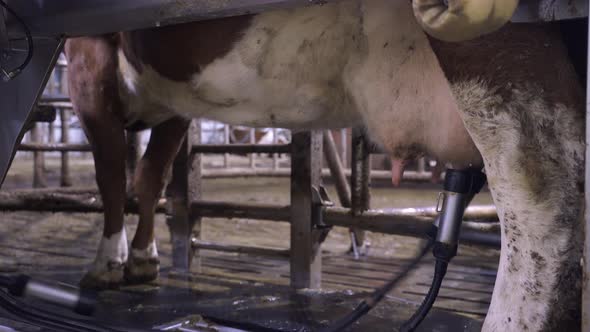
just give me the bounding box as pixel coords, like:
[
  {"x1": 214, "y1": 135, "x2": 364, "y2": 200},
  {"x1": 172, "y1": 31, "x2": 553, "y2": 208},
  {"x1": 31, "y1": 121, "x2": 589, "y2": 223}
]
[
  {"x1": 65, "y1": 37, "x2": 129, "y2": 289},
  {"x1": 126, "y1": 118, "x2": 190, "y2": 284},
  {"x1": 455, "y1": 81, "x2": 585, "y2": 331}
]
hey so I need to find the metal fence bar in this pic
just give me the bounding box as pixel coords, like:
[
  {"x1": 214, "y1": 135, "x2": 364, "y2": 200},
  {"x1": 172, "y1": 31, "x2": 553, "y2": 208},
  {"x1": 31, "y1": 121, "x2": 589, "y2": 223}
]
[
  {"x1": 192, "y1": 144, "x2": 291, "y2": 154},
  {"x1": 19, "y1": 143, "x2": 92, "y2": 152}
]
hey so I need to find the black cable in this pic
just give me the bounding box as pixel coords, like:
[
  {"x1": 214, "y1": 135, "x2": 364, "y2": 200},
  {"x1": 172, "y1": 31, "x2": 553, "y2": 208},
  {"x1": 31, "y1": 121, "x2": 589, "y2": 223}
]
[
  {"x1": 319, "y1": 238, "x2": 434, "y2": 332},
  {"x1": 0, "y1": 0, "x2": 33, "y2": 80},
  {"x1": 399, "y1": 259, "x2": 448, "y2": 332}
]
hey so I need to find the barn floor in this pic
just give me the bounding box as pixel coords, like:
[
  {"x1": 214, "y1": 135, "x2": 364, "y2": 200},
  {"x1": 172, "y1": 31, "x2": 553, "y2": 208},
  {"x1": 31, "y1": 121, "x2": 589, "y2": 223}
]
[{"x1": 0, "y1": 158, "x2": 499, "y2": 331}]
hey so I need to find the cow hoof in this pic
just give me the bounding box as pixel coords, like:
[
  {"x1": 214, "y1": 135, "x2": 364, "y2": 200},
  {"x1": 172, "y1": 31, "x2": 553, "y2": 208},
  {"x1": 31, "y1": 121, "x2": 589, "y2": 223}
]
[
  {"x1": 125, "y1": 241, "x2": 160, "y2": 284},
  {"x1": 124, "y1": 256, "x2": 160, "y2": 284},
  {"x1": 79, "y1": 262, "x2": 125, "y2": 290}
]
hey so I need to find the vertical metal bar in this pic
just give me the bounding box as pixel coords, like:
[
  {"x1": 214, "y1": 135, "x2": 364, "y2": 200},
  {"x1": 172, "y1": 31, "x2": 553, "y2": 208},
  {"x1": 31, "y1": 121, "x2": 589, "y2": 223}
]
[
  {"x1": 249, "y1": 128, "x2": 255, "y2": 169},
  {"x1": 31, "y1": 124, "x2": 46, "y2": 188},
  {"x1": 351, "y1": 127, "x2": 371, "y2": 215},
  {"x1": 341, "y1": 128, "x2": 348, "y2": 167},
  {"x1": 188, "y1": 120, "x2": 202, "y2": 272},
  {"x1": 223, "y1": 124, "x2": 230, "y2": 168},
  {"x1": 418, "y1": 157, "x2": 426, "y2": 174},
  {"x1": 350, "y1": 127, "x2": 368, "y2": 248},
  {"x1": 323, "y1": 131, "x2": 351, "y2": 207},
  {"x1": 59, "y1": 109, "x2": 71, "y2": 187},
  {"x1": 166, "y1": 120, "x2": 202, "y2": 272},
  {"x1": 582, "y1": 13, "x2": 590, "y2": 331},
  {"x1": 290, "y1": 130, "x2": 322, "y2": 289},
  {"x1": 48, "y1": 122, "x2": 55, "y2": 145},
  {"x1": 272, "y1": 128, "x2": 279, "y2": 170}
]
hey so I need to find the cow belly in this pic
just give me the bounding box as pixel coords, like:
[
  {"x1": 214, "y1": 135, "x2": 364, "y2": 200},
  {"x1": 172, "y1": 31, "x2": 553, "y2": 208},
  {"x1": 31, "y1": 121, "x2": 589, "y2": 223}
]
[{"x1": 117, "y1": 1, "x2": 364, "y2": 130}]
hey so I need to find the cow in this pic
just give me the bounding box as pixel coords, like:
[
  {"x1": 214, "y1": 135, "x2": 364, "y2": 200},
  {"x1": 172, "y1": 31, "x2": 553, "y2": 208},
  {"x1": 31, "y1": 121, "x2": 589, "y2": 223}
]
[{"x1": 64, "y1": 0, "x2": 584, "y2": 330}]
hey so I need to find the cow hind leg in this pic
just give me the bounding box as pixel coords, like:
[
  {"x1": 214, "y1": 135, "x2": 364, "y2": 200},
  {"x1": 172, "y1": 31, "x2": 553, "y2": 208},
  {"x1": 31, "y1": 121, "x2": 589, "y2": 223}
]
[
  {"x1": 455, "y1": 80, "x2": 585, "y2": 331},
  {"x1": 125, "y1": 118, "x2": 189, "y2": 284},
  {"x1": 65, "y1": 37, "x2": 129, "y2": 289}
]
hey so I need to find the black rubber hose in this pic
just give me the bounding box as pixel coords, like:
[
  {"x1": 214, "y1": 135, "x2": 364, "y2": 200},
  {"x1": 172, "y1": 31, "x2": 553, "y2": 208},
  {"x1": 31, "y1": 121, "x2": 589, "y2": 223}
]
[
  {"x1": 399, "y1": 259, "x2": 448, "y2": 332},
  {"x1": 319, "y1": 238, "x2": 434, "y2": 332}
]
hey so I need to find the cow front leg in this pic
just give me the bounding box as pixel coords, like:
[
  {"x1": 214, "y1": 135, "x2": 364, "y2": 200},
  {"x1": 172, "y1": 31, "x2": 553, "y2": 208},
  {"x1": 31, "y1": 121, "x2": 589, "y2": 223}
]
[
  {"x1": 126, "y1": 117, "x2": 190, "y2": 284},
  {"x1": 65, "y1": 37, "x2": 129, "y2": 289},
  {"x1": 78, "y1": 112, "x2": 128, "y2": 290},
  {"x1": 458, "y1": 85, "x2": 585, "y2": 331}
]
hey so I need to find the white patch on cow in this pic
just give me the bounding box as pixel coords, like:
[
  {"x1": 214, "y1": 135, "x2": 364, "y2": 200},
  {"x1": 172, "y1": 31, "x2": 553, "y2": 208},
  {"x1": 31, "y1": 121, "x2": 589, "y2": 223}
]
[
  {"x1": 117, "y1": 1, "x2": 364, "y2": 129},
  {"x1": 84, "y1": 229, "x2": 128, "y2": 285},
  {"x1": 126, "y1": 240, "x2": 159, "y2": 282},
  {"x1": 117, "y1": 49, "x2": 179, "y2": 128}
]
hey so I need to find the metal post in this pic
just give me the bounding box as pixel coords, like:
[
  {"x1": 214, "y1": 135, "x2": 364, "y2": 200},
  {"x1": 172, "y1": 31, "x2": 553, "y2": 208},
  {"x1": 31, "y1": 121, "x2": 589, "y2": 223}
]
[
  {"x1": 273, "y1": 128, "x2": 279, "y2": 170},
  {"x1": 290, "y1": 131, "x2": 323, "y2": 289},
  {"x1": 340, "y1": 128, "x2": 348, "y2": 167},
  {"x1": 57, "y1": 60, "x2": 71, "y2": 187},
  {"x1": 323, "y1": 131, "x2": 351, "y2": 207},
  {"x1": 59, "y1": 109, "x2": 71, "y2": 187},
  {"x1": 223, "y1": 124, "x2": 230, "y2": 168},
  {"x1": 418, "y1": 157, "x2": 426, "y2": 173},
  {"x1": 166, "y1": 120, "x2": 202, "y2": 272},
  {"x1": 349, "y1": 127, "x2": 369, "y2": 248},
  {"x1": 249, "y1": 128, "x2": 256, "y2": 169},
  {"x1": 31, "y1": 124, "x2": 47, "y2": 188}
]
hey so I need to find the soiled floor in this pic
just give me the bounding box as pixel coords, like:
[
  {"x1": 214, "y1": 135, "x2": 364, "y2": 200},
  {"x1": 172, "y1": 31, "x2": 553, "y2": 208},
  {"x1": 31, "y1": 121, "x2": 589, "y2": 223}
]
[{"x1": 0, "y1": 158, "x2": 499, "y2": 331}]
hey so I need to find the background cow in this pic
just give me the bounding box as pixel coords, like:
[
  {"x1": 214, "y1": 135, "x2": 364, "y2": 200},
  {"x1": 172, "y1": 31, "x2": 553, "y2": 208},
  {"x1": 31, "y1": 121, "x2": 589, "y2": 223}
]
[{"x1": 65, "y1": 0, "x2": 583, "y2": 330}]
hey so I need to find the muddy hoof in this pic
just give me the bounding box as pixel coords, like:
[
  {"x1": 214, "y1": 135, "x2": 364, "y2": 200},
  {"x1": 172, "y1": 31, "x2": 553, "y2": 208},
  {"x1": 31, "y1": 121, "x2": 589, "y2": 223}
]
[
  {"x1": 124, "y1": 257, "x2": 159, "y2": 285},
  {"x1": 79, "y1": 263, "x2": 125, "y2": 290}
]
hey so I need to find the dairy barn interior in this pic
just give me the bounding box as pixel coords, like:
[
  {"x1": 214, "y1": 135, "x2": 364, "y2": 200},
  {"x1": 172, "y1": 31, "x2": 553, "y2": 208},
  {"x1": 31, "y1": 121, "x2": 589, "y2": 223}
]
[{"x1": 0, "y1": 1, "x2": 588, "y2": 332}]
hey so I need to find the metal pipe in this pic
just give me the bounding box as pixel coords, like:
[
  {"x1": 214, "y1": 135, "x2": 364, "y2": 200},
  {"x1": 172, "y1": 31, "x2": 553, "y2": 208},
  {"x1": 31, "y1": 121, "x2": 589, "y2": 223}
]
[
  {"x1": 31, "y1": 124, "x2": 47, "y2": 188},
  {"x1": 200, "y1": 168, "x2": 437, "y2": 182},
  {"x1": 0, "y1": 190, "x2": 499, "y2": 247},
  {"x1": 272, "y1": 128, "x2": 279, "y2": 170},
  {"x1": 59, "y1": 109, "x2": 72, "y2": 187},
  {"x1": 323, "y1": 131, "x2": 352, "y2": 207},
  {"x1": 18, "y1": 143, "x2": 92, "y2": 152},
  {"x1": 249, "y1": 128, "x2": 256, "y2": 168},
  {"x1": 223, "y1": 125, "x2": 230, "y2": 168},
  {"x1": 38, "y1": 101, "x2": 73, "y2": 109},
  {"x1": 351, "y1": 128, "x2": 368, "y2": 215},
  {"x1": 192, "y1": 143, "x2": 290, "y2": 154}
]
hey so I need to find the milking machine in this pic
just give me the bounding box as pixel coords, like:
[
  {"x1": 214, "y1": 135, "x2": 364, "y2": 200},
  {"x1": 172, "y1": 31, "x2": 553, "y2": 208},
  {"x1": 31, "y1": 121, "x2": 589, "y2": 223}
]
[
  {"x1": 400, "y1": 168, "x2": 486, "y2": 331},
  {"x1": 316, "y1": 168, "x2": 486, "y2": 332}
]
